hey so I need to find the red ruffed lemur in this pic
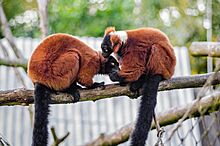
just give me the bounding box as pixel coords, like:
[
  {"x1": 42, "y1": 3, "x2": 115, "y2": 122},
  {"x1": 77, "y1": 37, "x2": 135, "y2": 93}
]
[
  {"x1": 27, "y1": 33, "x2": 119, "y2": 146},
  {"x1": 101, "y1": 27, "x2": 176, "y2": 146}
]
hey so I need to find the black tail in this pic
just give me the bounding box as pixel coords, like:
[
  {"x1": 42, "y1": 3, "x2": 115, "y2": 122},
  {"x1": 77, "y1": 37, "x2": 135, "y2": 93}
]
[
  {"x1": 32, "y1": 83, "x2": 51, "y2": 146},
  {"x1": 130, "y1": 74, "x2": 162, "y2": 146}
]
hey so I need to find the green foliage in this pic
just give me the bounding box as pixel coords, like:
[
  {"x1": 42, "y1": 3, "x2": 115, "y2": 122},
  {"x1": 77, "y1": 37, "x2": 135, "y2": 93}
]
[
  {"x1": 2, "y1": 0, "x2": 37, "y2": 19},
  {"x1": 48, "y1": 0, "x2": 135, "y2": 36},
  {"x1": 1, "y1": 0, "x2": 220, "y2": 45},
  {"x1": 212, "y1": 0, "x2": 220, "y2": 41},
  {"x1": 1, "y1": 0, "x2": 38, "y2": 38}
]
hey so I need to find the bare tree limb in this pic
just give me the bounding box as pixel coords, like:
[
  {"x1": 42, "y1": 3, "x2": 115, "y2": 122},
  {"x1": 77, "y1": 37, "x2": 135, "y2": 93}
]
[
  {"x1": 83, "y1": 92, "x2": 220, "y2": 146},
  {"x1": 0, "y1": 3, "x2": 24, "y2": 59},
  {"x1": 0, "y1": 58, "x2": 27, "y2": 69},
  {"x1": 0, "y1": 41, "x2": 9, "y2": 56},
  {"x1": 0, "y1": 1, "x2": 28, "y2": 85},
  {"x1": 37, "y1": 0, "x2": 49, "y2": 38},
  {"x1": 1, "y1": 72, "x2": 220, "y2": 106}
]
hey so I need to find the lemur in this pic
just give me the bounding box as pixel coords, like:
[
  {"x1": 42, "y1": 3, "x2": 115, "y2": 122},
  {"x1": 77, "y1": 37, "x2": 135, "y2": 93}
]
[
  {"x1": 101, "y1": 27, "x2": 176, "y2": 146},
  {"x1": 27, "y1": 33, "x2": 119, "y2": 146}
]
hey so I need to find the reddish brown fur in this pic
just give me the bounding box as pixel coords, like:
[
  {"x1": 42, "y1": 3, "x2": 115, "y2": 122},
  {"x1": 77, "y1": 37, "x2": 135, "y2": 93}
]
[
  {"x1": 106, "y1": 27, "x2": 176, "y2": 81},
  {"x1": 28, "y1": 33, "x2": 105, "y2": 90},
  {"x1": 110, "y1": 35, "x2": 122, "y2": 53},
  {"x1": 104, "y1": 27, "x2": 115, "y2": 36}
]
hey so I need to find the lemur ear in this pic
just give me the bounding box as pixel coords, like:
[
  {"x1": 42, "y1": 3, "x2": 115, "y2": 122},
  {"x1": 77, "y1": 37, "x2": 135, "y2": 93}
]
[
  {"x1": 104, "y1": 26, "x2": 116, "y2": 36},
  {"x1": 110, "y1": 35, "x2": 122, "y2": 53}
]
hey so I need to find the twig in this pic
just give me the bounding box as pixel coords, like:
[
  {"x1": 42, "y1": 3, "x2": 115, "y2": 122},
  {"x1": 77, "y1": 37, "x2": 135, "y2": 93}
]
[
  {"x1": 51, "y1": 127, "x2": 69, "y2": 146},
  {"x1": 0, "y1": 133, "x2": 10, "y2": 146}
]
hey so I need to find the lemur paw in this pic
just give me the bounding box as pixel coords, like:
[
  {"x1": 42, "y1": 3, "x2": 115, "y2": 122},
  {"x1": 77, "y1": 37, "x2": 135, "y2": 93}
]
[
  {"x1": 129, "y1": 82, "x2": 142, "y2": 99},
  {"x1": 129, "y1": 84, "x2": 139, "y2": 92},
  {"x1": 130, "y1": 90, "x2": 140, "y2": 99},
  {"x1": 70, "y1": 90, "x2": 80, "y2": 103},
  {"x1": 109, "y1": 71, "x2": 124, "y2": 83},
  {"x1": 119, "y1": 81, "x2": 128, "y2": 86},
  {"x1": 89, "y1": 82, "x2": 105, "y2": 89}
]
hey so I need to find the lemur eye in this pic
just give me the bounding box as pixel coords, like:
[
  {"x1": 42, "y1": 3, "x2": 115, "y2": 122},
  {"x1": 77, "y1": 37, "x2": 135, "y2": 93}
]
[
  {"x1": 103, "y1": 47, "x2": 108, "y2": 53},
  {"x1": 111, "y1": 62, "x2": 115, "y2": 66},
  {"x1": 104, "y1": 48, "x2": 109, "y2": 53},
  {"x1": 101, "y1": 45, "x2": 108, "y2": 52}
]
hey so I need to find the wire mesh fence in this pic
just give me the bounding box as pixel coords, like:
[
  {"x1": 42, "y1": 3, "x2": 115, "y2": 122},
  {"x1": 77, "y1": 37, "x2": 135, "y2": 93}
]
[
  {"x1": 149, "y1": 69, "x2": 220, "y2": 146},
  {"x1": 158, "y1": 105, "x2": 220, "y2": 146}
]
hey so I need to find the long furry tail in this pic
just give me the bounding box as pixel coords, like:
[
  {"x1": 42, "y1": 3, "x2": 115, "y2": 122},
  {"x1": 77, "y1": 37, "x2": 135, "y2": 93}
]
[
  {"x1": 130, "y1": 74, "x2": 162, "y2": 146},
  {"x1": 32, "y1": 83, "x2": 51, "y2": 146}
]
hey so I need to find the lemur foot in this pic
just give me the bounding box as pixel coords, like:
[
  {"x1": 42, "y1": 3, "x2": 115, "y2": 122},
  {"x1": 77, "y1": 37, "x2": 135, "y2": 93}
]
[
  {"x1": 70, "y1": 90, "x2": 80, "y2": 103},
  {"x1": 89, "y1": 82, "x2": 105, "y2": 90},
  {"x1": 62, "y1": 82, "x2": 81, "y2": 103},
  {"x1": 109, "y1": 71, "x2": 124, "y2": 82},
  {"x1": 129, "y1": 90, "x2": 140, "y2": 99},
  {"x1": 128, "y1": 82, "x2": 142, "y2": 99}
]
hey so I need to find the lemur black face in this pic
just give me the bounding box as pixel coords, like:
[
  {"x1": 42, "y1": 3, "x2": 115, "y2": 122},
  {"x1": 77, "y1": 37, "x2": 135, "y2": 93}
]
[
  {"x1": 101, "y1": 35, "x2": 113, "y2": 58},
  {"x1": 104, "y1": 56, "x2": 119, "y2": 74}
]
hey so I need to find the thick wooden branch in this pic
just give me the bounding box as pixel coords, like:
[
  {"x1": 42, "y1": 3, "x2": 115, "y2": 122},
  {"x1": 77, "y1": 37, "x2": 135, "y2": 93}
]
[
  {"x1": 0, "y1": 58, "x2": 27, "y2": 69},
  {"x1": 189, "y1": 42, "x2": 220, "y2": 57},
  {"x1": 1, "y1": 72, "x2": 220, "y2": 106},
  {"x1": 83, "y1": 92, "x2": 220, "y2": 146}
]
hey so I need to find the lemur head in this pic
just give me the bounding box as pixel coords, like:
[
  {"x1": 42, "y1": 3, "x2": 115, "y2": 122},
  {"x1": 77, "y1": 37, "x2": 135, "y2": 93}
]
[
  {"x1": 99, "y1": 55, "x2": 119, "y2": 74},
  {"x1": 101, "y1": 27, "x2": 127, "y2": 58}
]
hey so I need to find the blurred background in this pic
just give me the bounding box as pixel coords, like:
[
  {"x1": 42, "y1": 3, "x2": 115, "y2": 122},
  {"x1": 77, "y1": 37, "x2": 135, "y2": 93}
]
[
  {"x1": 0, "y1": 0, "x2": 220, "y2": 146},
  {"x1": 1, "y1": 0, "x2": 220, "y2": 73}
]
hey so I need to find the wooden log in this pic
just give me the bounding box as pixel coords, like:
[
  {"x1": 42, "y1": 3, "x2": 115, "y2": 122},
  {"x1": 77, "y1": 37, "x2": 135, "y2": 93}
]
[{"x1": 190, "y1": 42, "x2": 220, "y2": 57}]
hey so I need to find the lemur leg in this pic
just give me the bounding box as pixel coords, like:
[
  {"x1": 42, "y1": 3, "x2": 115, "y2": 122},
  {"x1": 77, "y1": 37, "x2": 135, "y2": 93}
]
[
  {"x1": 109, "y1": 67, "x2": 145, "y2": 85},
  {"x1": 129, "y1": 74, "x2": 147, "y2": 98},
  {"x1": 109, "y1": 71, "x2": 126, "y2": 84},
  {"x1": 62, "y1": 82, "x2": 81, "y2": 102},
  {"x1": 78, "y1": 75, "x2": 105, "y2": 90},
  {"x1": 109, "y1": 51, "x2": 146, "y2": 84},
  {"x1": 129, "y1": 74, "x2": 147, "y2": 92}
]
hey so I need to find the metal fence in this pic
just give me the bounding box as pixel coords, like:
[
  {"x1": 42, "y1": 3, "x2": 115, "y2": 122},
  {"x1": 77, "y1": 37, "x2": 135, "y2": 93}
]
[{"x1": 0, "y1": 37, "x2": 219, "y2": 146}]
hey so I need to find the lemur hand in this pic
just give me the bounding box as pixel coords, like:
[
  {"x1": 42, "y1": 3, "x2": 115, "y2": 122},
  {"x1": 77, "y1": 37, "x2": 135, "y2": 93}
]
[
  {"x1": 89, "y1": 82, "x2": 105, "y2": 89},
  {"x1": 109, "y1": 71, "x2": 128, "y2": 86},
  {"x1": 109, "y1": 71, "x2": 120, "y2": 82}
]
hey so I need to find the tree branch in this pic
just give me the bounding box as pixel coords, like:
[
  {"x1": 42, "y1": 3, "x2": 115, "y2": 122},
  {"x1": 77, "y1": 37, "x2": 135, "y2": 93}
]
[
  {"x1": 1, "y1": 72, "x2": 220, "y2": 106},
  {"x1": 0, "y1": 57, "x2": 27, "y2": 69},
  {"x1": 83, "y1": 92, "x2": 220, "y2": 146},
  {"x1": 37, "y1": 0, "x2": 49, "y2": 38},
  {"x1": 0, "y1": 3, "x2": 24, "y2": 59}
]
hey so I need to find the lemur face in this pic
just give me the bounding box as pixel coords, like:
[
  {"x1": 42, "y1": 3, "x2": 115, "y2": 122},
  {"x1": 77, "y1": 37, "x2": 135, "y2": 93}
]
[
  {"x1": 101, "y1": 35, "x2": 113, "y2": 58},
  {"x1": 104, "y1": 56, "x2": 119, "y2": 73}
]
